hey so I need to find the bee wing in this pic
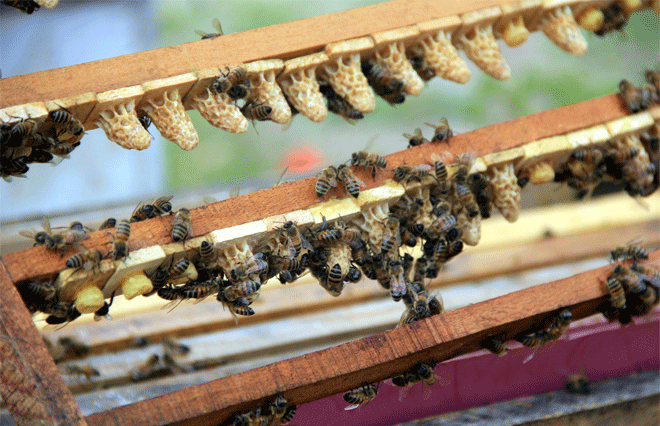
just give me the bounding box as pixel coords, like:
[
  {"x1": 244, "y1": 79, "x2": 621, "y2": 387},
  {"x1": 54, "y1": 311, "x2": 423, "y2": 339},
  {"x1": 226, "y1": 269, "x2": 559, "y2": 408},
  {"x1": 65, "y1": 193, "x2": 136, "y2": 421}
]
[
  {"x1": 194, "y1": 30, "x2": 210, "y2": 37},
  {"x1": 229, "y1": 186, "x2": 240, "y2": 198},
  {"x1": 203, "y1": 196, "x2": 218, "y2": 205},
  {"x1": 131, "y1": 201, "x2": 144, "y2": 217},
  {"x1": 276, "y1": 166, "x2": 289, "y2": 186},
  {"x1": 363, "y1": 134, "x2": 379, "y2": 151},
  {"x1": 41, "y1": 216, "x2": 52, "y2": 233},
  {"x1": 299, "y1": 234, "x2": 314, "y2": 252},
  {"x1": 437, "y1": 375, "x2": 450, "y2": 386},
  {"x1": 155, "y1": 195, "x2": 174, "y2": 204},
  {"x1": 212, "y1": 17, "x2": 223, "y2": 35},
  {"x1": 344, "y1": 404, "x2": 361, "y2": 411},
  {"x1": 19, "y1": 229, "x2": 37, "y2": 238},
  {"x1": 354, "y1": 174, "x2": 366, "y2": 188},
  {"x1": 422, "y1": 384, "x2": 433, "y2": 401}
]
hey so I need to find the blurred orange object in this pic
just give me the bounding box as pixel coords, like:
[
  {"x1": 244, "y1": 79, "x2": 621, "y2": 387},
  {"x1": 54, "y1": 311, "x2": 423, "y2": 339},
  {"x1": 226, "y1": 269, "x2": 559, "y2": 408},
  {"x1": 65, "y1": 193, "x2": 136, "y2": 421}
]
[{"x1": 280, "y1": 143, "x2": 327, "y2": 174}]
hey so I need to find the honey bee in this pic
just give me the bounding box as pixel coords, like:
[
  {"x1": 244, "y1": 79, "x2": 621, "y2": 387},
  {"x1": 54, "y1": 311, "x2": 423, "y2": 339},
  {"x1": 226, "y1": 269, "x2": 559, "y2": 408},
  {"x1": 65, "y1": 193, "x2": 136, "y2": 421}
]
[
  {"x1": 230, "y1": 253, "x2": 269, "y2": 282},
  {"x1": 336, "y1": 164, "x2": 366, "y2": 198},
  {"x1": 62, "y1": 364, "x2": 100, "y2": 380},
  {"x1": 515, "y1": 331, "x2": 546, "y2": 348},
  {"x1": 45, "y1": 303, "x2": 81, "y2": 325},
  {"x1": 416, "y1": 362, "x2": 439, "y2": 386},
  {"x1": 26, "y1": 149, "x2": 53, "y2": 164},
  {"x1": 110, "y1": 219, "x2": 131, "y2": 261},
  {"x1": 280, "y1": 404, "x2": 297, "y2": 424},
  {"x1": 1, "y1": 0, "x2": 39, "y2": 14},
  {"x1": 453, "y1": 182, "x2": 480, "y2": 218},
  {"x1": 482, "y1": 338, "x2": 508, "y2": 356},
  {"x1": 407, "y1": 45, "x2": 435, "y2": 81},
  {"x1": 7, "y1": 117, "x2": 39, "y2": 147},
  {"x1": 22, "y1": 217, "x2": 89, "y2": 254},
  {"x1": 48, "y1": 109, "x2": 85, "y2": 138},
  {"x1": 169, "y1": 257, "x2": 192, "y2": 277},
  {"x1": 319, "y1": 83, "x2": 364, "y2": 124},
  {"x1": 630, "y1": 263, "x2": 660, "y2": 288},
  {"x1": 327, "y1": 263, "x2": 344, "y2": 289},
  {"x1": 228, "y1": 82, "x2": 251, "y2": 101},
  {"x1": 361, "y1": 61, "x2": 406, "y2": 105},
  {"x1": 93, "y1": 291, "x2": 115, "y2": 321},
  {"x1": 343, "y1": 383, "x2": 379, "y2": 409},
  {"x1": 99, "y1": 218, "x2": 116, "y2": 230},
  {"x1": 163, "y1": 337, "x2": 191, "y2": 356},
  {"x1": 646, "y1": 70, "x2": 660, "y2": 98},
  {"x1": 233, "y1": 410, "x2": 270, "y2": 426},
  {"x1": 594, "y1": 2, "x2": 628, "y2": 36},
  {"x1": 425, "y1": 118, "x2": 453, "y2": 143},
  {"x1": 278, "y1": 221, "x2": 313, "y2": 258},
  {"x1": 199, "y1": 240, "x2": 217, "y2": 264},
  {"x1": 316, "y1": 227, "x2": 343, "y2": 245},
  {"x1": 227, "y1": 298, "x2": 255, "y2": 317},
  {"x1": 619, "y1": 79, "x2": 645, "y2": 113},
  {"x1": 241, "y1": 103, "x2": 272, "y2": 122},
  {"x1": 179, "y1": 279, "x2": 220, "y2": 301},
  {"x1": 131, "y1": 196, "x2": 173, "y2": 222},
  {"x1": 424, "y1": 207, "x2": 457, "y2": 240},
  {"x1": 380, "y1": 215, "x2": 401, "y2": 254},
  {"x1": 391, "y1": 371, "x2": 421, "y2": 388},
  {"x1": 223, "y1": 280, "x2": 261, "y2": 301},
  {"x1": 605, "y1": 275, "x2": 631, "y2": 324},
  {"x1": 65, "y1": 249, "x2": 104, "y2": 272},
  {"x1": 131, "y1": 354, "x2": 164, "y2": 382},
  {"x1": 387, "y1": 260, "x2": 407, "y2": 302},
  {"x1": 393, "y1": 164, "x2": 436, "y2": 186},
  {"x1": 565, "y1": 374, "x2": 590, "y2": 394},
  {"x1": 172, "y1": 208, "x2": 192, "y2": 242},
  {"x1": 404, "y1": 128, "x2": 430, "y2": 148},
  {"x1": 315, "y1": 165, "x2": 338, "y2": 197},
  {"x1": 350, "y1": 151, "x2": 387, "y2": 178},
  {"x1": 212, "y1": 66, "x2": 248, "y2": 94},
  {"x1": 195, "y1": 17, "x2": 224, "y2": 40},
  {"x1": 610, "y1": 243, "x2": 648, "y2": 262},
  {"x1": 138, "y1": 114, "x2": 152, "y2": 131},
  {"x1": 544, "y1": 309, "x2": 572, "y2": 342}
]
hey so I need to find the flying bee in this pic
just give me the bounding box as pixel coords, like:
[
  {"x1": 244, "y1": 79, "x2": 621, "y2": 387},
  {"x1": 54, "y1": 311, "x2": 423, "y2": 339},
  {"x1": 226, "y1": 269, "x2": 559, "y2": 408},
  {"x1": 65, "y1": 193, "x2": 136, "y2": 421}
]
[
  {"x1": 316, "y1": 165, "x2": 338, "y2": 197},
  {"x1": 404, "y1": 128, "x2": 430, "y2": 148},
  {"x1": 392, "y1": 164, "x2": 436, "y2": 186},
  {"x1": 350, "y1": 151, "x2": 387, "y2": 178},
  {"x1": 110, "y1": 219, "x2": 131, "y2": 261},
  {"x1": 65, "y1": 249, "x2": 104, "y2": 272},
  {"x1": 387, "y1": 260, "x2": 407, "y2": 302},
  {"x1": 610, "y1": 243, "x2": 648, "y2": 262},
  {"x1": 172, "y1": 208, "x2": 192, "y2": 242},
  {"x1": 482, "y1": 338, "x2": 508, "y2": 356},
  {"x1": 211, "y1": 66, "x2": 248, "y2": 93},
  {"x1": 93, "y1": 291, "x2": 115, "y2": 321},
  {"x1": 223, "y1": 280, "x2": 261, "y2": 301},
  {"x1": 425, "y1": 118, "x2": 453, "y2": 143},
  {"x1": 48, "y1": 109, "x2": 85, "y2": 138},
  {"x1": 195, "y1": 17, "x2": 224, "y2": 39},
  {"x1": 62, "y1": 364, "x2": 100, "y2": 380},
  {"x1": 646, "y1": 70, "x2": 660, "y2": 98},
  {"x1": 619, "y1": 79, "x2": 645, "y2": 113},
  {"x1": 1, "y1": 0, "x2": 39, "y2": 14},
  {"x1": 336, "y1": 164, "x2": 365, "y2": 198},
  {"x1": 99, "y1": 218, "x2": 116, "y2": 230},
  {"x1": 241, "y1": 102, "x2": 272, "y2": 122},
  {"x1": 343, "y1": 383, "x2": 379, "y2": 410},
  {"x1": 594, "y1": 2, "x2": 628, "y2": 36},
  {"x1": 319, "y1": 83, "x2": 364, "y2": 124},
  {"x1": 381, "y1": 215, "x2": 401, "y2": 254}
]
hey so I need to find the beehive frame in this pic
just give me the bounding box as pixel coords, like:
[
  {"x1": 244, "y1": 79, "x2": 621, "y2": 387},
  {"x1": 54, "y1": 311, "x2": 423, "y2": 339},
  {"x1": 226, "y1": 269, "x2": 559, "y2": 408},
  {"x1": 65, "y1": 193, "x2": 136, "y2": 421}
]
[{"x1": 1, "y1": 1, "x2": 659, "y2": 425}]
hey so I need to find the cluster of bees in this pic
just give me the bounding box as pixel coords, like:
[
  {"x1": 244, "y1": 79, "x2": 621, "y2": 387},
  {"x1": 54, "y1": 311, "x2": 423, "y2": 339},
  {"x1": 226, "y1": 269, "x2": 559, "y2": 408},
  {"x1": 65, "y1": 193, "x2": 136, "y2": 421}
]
[
  {"x1": 230, "y1": 395, "x2": 297, "y2": 426},
  {"x1": 1, "y1": 109, "x2": 84, "y2": 181},
  {"x1": 551, "y1": 124, "x2": 659, "y2": 199},
  {"x1": 602, "y1": 244, "x2": 659, "y2": 324},
  {"x1": 1, "y1": 0, "x2": 40, "y2": 14},
  {"x1": 619, "y1": 70, "x2": 660, "y2": 113}
]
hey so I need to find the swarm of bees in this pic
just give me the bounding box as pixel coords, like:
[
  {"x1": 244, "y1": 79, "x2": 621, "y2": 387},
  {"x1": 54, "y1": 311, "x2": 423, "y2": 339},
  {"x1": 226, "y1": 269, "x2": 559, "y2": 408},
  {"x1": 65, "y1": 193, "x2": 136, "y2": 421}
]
[
  {"x1": 602, "y1": 243, "x2": 659, "y2": 324},
  {"x1": 231, "y1": 395, "x2": 297, "y2": 426},
  {"x1": 1, "y1": 108, "x2": 84, "y2": 182}
]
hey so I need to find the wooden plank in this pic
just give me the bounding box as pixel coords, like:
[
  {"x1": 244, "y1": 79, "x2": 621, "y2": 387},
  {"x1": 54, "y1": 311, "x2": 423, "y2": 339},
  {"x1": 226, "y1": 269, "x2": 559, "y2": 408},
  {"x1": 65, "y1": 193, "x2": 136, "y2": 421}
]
[
  {"x1": 83, "y1": 249, "x2": 660, "y2": 426},
  {"x1": 3, "y1": 95, "x2": 653, "y2": 285},
  {"x1": 0, "y1": 262, "x2": 87, "y2": 426}
]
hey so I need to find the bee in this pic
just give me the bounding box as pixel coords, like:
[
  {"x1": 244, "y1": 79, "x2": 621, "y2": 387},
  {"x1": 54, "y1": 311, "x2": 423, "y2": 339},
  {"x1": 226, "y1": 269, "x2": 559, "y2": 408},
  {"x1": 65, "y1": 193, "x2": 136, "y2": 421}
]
[
  {"x1": 93, "y1": 291, "x2": 115, "y2": 321},
  {"x1": 594, "y1": 2, "x2": 628, "y2": 36},
  {"x1": 179, "y1": 279, "x2": 219, "y2": 300},
  {"x1": 392, "y1": 164, "x2": 436, "y2": 186},
  {"x1": 515, "y1": 331, "x2": 546, "y2": 348},
  {"x1": 544, "y1": 309, "x2": 572, "y2": 342},
  {"x1": 152, "y1": 196, "x2": 174, "y2": 215},
  {"x1": 169, "y1": 258, "x2": 191, "y2": 278},
  {"x1": 646, "y1": 70, "x2": 660, "y2": 98},
  {"x1": 327, "y1": 263, "x2": 344, "y2": 288},
  {"x1": 391, "y1": 371, "x2": 421, "y2": 388},
  {"x1": 8, "y1": 117, "x2": 39, "y2": 147},
  {"x1": 22, "y1": 217, "x2": 89, "y2": 254},
  {"x1": 434, "y1": 158, "x2": 449, "y2": 182},
  {"x1": 565, "y1": 374, "x2": 590, "y2": 394},
  {"x1": 62, "y1": 364, "x2": 100, "y2": 380},
  {"x1": 48, "y1": 109, "x2": 85, "y2": 138},
  {"x1": 482, "y1": 338, "x2": 508, "y2": 356},
  {"x1": 610, "y1": 243, "x2": 648, "y2": 262},
  {"x1": 223, "y1": 281, "x2": 261, "y2": 301},
  {"x1": 233, "y1": 410, "x2": 270, "y2": 426},
  {"x1": 110, "y1": 219, "x2": 131, "y2": 261},
  {"x1": 446, "y1": 239, "x2": 463, "y2": 261},
  {"x1": 387, "y1": 260, "x2": 407, "y2": 302},
  {"x1": 163, "y1": 337, "x2": 191, "y2": 356},
  {"x1": 45, "y1": 304, "x2": 81, "y2": 325},
  {"x1": 403, "y1": 128, "x2": 430, "y2": 148},
  {"x1": 199, "y1": 240, "x2": 217, "y2": 264},
  {"x1": 605, "y1": 275, "x2": 631, "y2": 324},
  {"x1": 336, "y1": 164, "x2": 366, "y2": 199},
  {"x1": 361, "y1": 61, "x2": 405, "y2": 105},
  {"x1": 630, "y1": 263, "x2": 660, "y2": 288},
  {"x1": 195, "y1": 17, "x2": 223, "y2": 40},
  {"x1": 65, "y1": 249, "x2": 104, "y2": 272},
  {"x1": 317, "y1": 227, "x2": 343, "y2": 244},
  {"x1": 99, "y1": 218, "x2": 116, "y2": 230},
  {"x1": 319, "y1": 83, "x2": 364, "y2": 124},
  {"x1": 230, "y1": 253, "x2": 268, "y2": 282},
  {"x1": 241, "y1": 103, "x2": 272, "y2": 122},
  {"x1": 172, "y1": 208, "x2": 192, "y2": 242},
  {"x1": 453, "y1": 182, "x2": 480, "y2": 218},
  {"x1": 619, "y1": 79, "x2": 645, "y2": 113},
  {"x1": 212, "y1": 66, "x2": 248, "y2": 94},
  {"x1": 416, "y1": 362, "x2": 438, "y2": 386},
  {"x1": 228, "y1": 82, "x2": 250, "y2": 101},
  {"x1": 316, "y1": 165, "x2": 338, "y2": 197},
  {"x1": 350, "y1": 151, "x2": 387, "y2": 178},
  {"x1": 343, "y1": 383, "x2": 379, "y2": 409},
  {"x1": 280, "y1": 404, "x2": 297, "y2": 424},
  {"x1": 407, "y1": 45, "x2": 435, "y2": 81},
  {"x1": 228, "y1": 299, "x2": 255, "y2": 317},
  {"x1": 380, "y1": 215, "x2": 400, "y2": 254},
  {"x1": 425, "y1": 118, "x2": 453, "y2": 143},
  {"x1": 27, "y1": 149, "x2": 53, "y2": 164},
  {"x1": 131, "y1": 354, "x2": 164, "y2": 382},
  {"x1": 138, "y1": 113, "x2": 152, "y2": 131},
  {"x1": 278, "y1": 221, "x2": 312, "y2": 258},
  {"x1": 1, "y1": 0, "x2": 39, "y2": 14}
]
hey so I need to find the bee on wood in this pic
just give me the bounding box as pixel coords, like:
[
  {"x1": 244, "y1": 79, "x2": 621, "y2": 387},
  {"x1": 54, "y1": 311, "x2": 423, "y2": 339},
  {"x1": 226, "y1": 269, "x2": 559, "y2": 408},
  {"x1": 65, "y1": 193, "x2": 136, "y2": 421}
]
[
  {"x1": 393, "y1": 164, "x2": 437, "y2": 186},
  {"x1": 110, "y1": 219, "x2": 131, "y2": 261},
  {"x1": 425, "y1": 118, "x2": 453, "y2": 143},
  {"x1": 416, "y1": 362, "x2": 439, "y2": 386},
  {"x1": 280, "y1": 404, "x2": 297, "y2": 424},
  {"x1": 99, "y1": 218, "x2": 116, "y2": 230},
  {"x1": 391, "y1": 371, "x2": 421, "y2": 388},
  {"x1": 179, "y1": 279, "x2": 220, "y2": 301},
  {"x1": 619, "y1": 79, "x2": 645, "y2": 113},
  {"x1": 594, "y1": 2, "x2": 628, "y2": 37},
  {"x1": 21, "y1": 217, "x2": 89, "y2": 254},
  {"x1": 19, "y1": 280, "x2": 58, "y2": 314},
  {"x1": 232, "y1": 409, "x2": 270, "y2": 426},
  {"x1": 131, "y1": 196, "x2": 174, "y2": 222},
  {"x1": 544, "y1": 309, "x2": 572, "y2": 342},
  {"x1": 482, "y1": 338, "x2": 508, "y2": 356},
  {"x1": 212, "y1": 66, "x2": 248, "y2": 94},
  {"x1": 343, "y1": 383, "x2": 379, "y2": 410},
  {"x1": 48, "y1": 109, "x2": 84, "y2": 139},
  {"x1": 350, "y1": 151, "x2": 387, "y2": 178},
  {"x1": 316, "y1": 165, "x2": 338, "y2": 197},
  {"x1": 62, "y1": 364, "x2": 100, "y2": 380},
  {"x1": 93, "y1": 291, "x2": 115, "y2": 321},
  {"x1": 65, "y1": 249, "x2": 104, "y2": 272},
  {"x1": 336, "y1": 164, "x2": 366, "y2": 198},
  {"x1": 1, "y1": 0, "x2": 39, "y2": 14},
  {"x1": 169, "y1": 257, "x2": 191, "y2": 278},
  {"x1": 565, "y1": 374, "x2": 590, "y2": 394},
  {"x1": 241, "y1": 102, "x2": 272, "y2": 122},
  {"x1": 195, "y1": 17, "x2": 223, "y2": 40},
  {"x1": 404, "y1": 128, "x2": 430, "y2": 148},
  {"x1": 172, "y1": 208, "x2": 192, "y2": 242},
  {"x1": 319, "y1": 83, "x2": 364, "y2": 124},
  {"x1": 611, "y1": 243, "x2": 648, "y2": 262},
  {"x1": 605, "y1": 275, "x2": 631, "y2": 324}
]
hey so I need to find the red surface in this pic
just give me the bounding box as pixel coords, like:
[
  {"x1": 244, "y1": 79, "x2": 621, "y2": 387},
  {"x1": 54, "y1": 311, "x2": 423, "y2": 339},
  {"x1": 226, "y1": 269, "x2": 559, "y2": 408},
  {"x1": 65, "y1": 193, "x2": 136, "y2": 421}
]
[{"x1": 294, "y1": 311, "x2": 660, "y2": 425}]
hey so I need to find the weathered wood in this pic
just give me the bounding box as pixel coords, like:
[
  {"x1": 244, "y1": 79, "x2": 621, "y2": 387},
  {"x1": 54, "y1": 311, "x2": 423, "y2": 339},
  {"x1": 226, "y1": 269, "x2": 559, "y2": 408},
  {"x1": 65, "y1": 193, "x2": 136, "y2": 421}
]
[
  {"x1": 0, "y1": 262, "x2": 87, "y2": 426},
  {"x1": 82, "y1": 249, "x2": 659, "y2": 426},
  {"x1": 3, "y1": 94, "x2": 652, "y2": 285}
]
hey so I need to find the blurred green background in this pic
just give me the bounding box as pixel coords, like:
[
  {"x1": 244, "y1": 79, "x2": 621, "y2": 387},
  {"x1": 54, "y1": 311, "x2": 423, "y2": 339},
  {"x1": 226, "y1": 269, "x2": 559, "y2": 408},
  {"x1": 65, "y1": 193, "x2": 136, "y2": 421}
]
[{"x1": 153, "y1": 1, "x2": 659, "y2": 192}]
